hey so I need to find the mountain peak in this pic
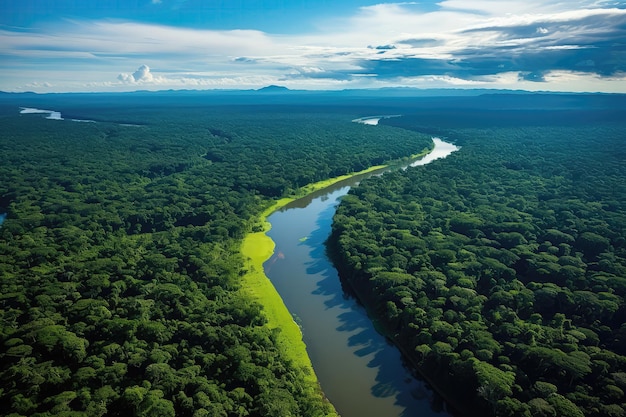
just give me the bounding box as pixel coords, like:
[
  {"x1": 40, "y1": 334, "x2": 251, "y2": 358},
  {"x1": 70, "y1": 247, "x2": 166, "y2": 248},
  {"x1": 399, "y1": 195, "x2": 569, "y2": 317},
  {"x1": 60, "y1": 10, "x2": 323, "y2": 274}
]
[{"x1": 257, "y1": 85, "x2": 291, "y2": 93}]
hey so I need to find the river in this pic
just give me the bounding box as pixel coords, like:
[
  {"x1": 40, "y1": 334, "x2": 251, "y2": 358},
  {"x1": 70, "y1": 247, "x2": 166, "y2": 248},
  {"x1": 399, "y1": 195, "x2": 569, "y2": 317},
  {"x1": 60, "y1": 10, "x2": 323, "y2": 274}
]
[
  {"x1": 19, "y1": 107, "x2": 95, "y2": 122},
  {"x1": 264, "y1": 131, "x2": 459, "y2": 417}
]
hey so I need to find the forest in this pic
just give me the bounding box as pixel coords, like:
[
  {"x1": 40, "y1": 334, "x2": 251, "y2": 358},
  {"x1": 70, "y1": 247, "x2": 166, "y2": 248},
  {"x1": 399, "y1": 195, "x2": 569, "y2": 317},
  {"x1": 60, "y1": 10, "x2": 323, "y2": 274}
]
[
  {"x1": 0, "y1": 90, "x2": 624, "y2": 417},
  {"x1": 0, "y1": 94, "x2": 431, "y2": 417},
  {"x1": 328, "y1": 107, "x2": 626, "y2": 416}
]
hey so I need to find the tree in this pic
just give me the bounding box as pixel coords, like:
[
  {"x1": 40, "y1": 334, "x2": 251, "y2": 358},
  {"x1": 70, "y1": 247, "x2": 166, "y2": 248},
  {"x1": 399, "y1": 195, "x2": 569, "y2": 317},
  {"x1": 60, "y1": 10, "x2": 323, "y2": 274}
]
[
  {"x1": 547, "y1": 394, "x2": 584, "y2": 417},
  {"x1": 576, "y1": 232, "x2": 610, "y2": 259},
  {"x1": 473, "y1": 359, "x2": 515, "y2": 409}
]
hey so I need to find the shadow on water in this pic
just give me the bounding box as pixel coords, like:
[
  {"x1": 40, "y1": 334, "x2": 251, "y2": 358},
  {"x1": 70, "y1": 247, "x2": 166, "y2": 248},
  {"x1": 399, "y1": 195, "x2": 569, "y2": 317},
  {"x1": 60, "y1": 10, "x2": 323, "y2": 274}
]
[
  {"x1": 305, "y1": 203, "x2": 350, "y2": 310},
  {"x1": 300, "y1": 198, "x2": 448, "y2": 417},
  {"x1": 264, "y1": 136, "x2": 459, "y2": 417}
]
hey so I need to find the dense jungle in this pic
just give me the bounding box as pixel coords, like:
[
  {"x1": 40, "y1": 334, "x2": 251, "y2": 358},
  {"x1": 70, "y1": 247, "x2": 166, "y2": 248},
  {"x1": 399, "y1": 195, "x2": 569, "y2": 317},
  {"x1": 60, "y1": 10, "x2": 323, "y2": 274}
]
[
  {"x1": 0, "y1": 90, "x2": 625, "y2": 417},
  {"x1": 0, "y1": 92, "x2": 434, "y2": 417},
  {"x1": 328, "y1": 100, "x2": 626, "y2": 417}
]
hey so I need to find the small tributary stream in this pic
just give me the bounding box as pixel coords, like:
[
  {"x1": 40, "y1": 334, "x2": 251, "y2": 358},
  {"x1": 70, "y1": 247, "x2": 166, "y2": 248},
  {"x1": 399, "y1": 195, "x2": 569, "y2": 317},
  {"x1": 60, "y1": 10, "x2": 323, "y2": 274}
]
[{"x1": 263, "y1": 121, "x2": 459, "y2": 417}]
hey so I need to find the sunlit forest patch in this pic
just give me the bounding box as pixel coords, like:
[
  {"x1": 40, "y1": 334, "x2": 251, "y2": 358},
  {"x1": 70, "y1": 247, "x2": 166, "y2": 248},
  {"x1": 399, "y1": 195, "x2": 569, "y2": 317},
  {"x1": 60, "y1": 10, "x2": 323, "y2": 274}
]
[
  {"x1": 1, "y1": 91, "x2": 624, "y2": 417},
  {"x1": 328, "y1": 114, "x2": 626, "y2": 417},
  {"x1": 0, "y1": 96, "x2": 431, "y2": 417}
]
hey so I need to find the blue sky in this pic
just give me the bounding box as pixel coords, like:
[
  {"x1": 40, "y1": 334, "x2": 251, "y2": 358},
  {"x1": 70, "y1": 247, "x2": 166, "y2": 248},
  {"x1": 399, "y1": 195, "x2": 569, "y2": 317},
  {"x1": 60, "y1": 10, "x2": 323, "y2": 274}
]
[{"x1": 1, "y1": 0, "x2": 626, "y2": 92}]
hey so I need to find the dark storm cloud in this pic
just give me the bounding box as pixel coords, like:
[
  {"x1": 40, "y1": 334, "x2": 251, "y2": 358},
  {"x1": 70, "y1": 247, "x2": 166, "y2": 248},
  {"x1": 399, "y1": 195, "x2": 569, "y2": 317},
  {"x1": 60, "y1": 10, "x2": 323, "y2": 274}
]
[
  {"x1": 282, "y1": 67, "x2": 354, "y2": 81},
  {"x1": 456, "y1": 11, "x2": 626, "y2": 77},
  {"x1": 233, "y1": 57, "x2": 258, "y2": 63},
  {"x1": 358, "y1": 58, "x2": 463, "y2": 78},
  {"x1": 356, "y1": 9, "x2": 626, "y2": 82},
  {"x1": 519, "y1": 71, "x2": 546, "y2": 82},
  {"x1": 453, "y1": 40, "x2": 626, "y2": 77},
  {"x1": 369, "y1": 44, "x2": 397, "y2": 50},
  {"x1": 461, "y1": 11, "x2": 626, "y2": 45},
  {"x1": 397, "y1": 38, "x2": 445, "y2": 48}
]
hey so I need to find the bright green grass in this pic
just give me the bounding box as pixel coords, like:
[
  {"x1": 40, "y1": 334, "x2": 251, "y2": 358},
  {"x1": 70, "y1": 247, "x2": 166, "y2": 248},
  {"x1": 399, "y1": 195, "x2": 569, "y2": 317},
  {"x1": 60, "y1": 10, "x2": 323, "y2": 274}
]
[{"x1": 240, "y1": 200, "x2": 338, "y2": 415}]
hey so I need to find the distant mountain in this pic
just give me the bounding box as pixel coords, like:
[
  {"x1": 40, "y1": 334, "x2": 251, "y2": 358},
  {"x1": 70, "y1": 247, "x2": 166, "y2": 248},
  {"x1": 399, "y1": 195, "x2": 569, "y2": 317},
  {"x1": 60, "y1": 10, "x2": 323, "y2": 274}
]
[
  {"x1": 337, "y1": 87, "x2": 533, "y2": 97},
  {"x1": 2, "y1": 86, "x2": 623, "y2": 98},
  {"x1": 256, "y1": 85, "x2": 291, "y2": 93},
  {"x1": 2, "y1": 88, "x2": 624, "y2": 118}
]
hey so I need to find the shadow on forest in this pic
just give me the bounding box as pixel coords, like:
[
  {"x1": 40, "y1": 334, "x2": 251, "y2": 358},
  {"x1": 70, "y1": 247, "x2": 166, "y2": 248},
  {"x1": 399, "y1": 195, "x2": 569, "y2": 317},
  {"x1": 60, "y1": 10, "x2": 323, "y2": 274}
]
[{"x1": 300, "y1": 200, "x2": 447, "y2": 417}]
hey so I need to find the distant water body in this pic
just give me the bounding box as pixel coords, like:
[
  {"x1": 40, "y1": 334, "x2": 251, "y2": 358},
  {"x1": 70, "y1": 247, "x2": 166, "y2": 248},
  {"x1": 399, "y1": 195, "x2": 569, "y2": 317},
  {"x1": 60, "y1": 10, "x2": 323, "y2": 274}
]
[
  {"x1": 265, "y1": 120, "x2": 459, "y2": 417},
  {"x1": 19, "y1": 107, "x2": 95, "y2": 123},
  {"x1": 352, "y1": 115, "x2": 401, "y2": 125},
  {"x1": 407, "y1": 138, "x2": 459, "y2": 168}
]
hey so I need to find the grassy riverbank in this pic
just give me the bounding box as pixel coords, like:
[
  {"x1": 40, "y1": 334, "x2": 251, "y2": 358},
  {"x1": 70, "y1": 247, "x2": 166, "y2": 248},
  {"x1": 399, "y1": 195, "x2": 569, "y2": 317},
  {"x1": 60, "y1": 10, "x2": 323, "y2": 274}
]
[
  {"x1": 239, "y1": 143, "x2": 435, "y2": 415},
  {"x1": 240, "y1": 196, "x2": 338, "y2": 416}
]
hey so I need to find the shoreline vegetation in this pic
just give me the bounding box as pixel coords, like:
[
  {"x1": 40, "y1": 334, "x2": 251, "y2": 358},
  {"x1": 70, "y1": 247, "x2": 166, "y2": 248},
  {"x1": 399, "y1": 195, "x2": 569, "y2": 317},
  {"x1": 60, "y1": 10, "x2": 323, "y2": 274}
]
[
  {"x1": 0, "y1": 102, "x2": 437, "y2": 416},
  {"x1": 0, "y1": 91, "x2": 626, "y2": 417},
  {"x1": 0, "y1": 104, "x2": 434, "y2": 416},
  {"x1": 239, "y1": 143, "x2": 435, "y2": 416},
  {"x1": 327, "y1": 122, "x2": 626, "y2": 417},
  {"x1": 3, "y1": 93, "x2": 624, "y2": 417}
]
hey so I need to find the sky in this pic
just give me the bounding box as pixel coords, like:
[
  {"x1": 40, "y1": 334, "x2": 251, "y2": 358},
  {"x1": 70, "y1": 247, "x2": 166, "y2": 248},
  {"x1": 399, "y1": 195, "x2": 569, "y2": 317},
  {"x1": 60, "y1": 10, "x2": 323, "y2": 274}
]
[{"x1": 1, "y1": 0, "x2": 626, "y2": 93}]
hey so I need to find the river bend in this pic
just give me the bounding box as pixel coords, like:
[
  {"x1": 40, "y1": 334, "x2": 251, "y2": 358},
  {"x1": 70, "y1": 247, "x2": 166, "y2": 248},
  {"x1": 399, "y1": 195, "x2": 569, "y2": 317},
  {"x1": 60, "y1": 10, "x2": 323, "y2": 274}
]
[{"x1": 264, "y1": 128, "x2": 459, "y2": 417}]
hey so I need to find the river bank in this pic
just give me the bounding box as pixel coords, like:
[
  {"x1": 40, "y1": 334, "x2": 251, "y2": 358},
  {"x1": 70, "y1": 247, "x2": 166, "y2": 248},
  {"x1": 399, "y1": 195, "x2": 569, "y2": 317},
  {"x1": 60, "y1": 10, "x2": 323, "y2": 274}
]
[
  {"x1": 239, "y1": 165, "x2": 412, "y2": 417},
  {"x1": 326, "y1": 256, "x2": 467, "y2": 415},
  {"x1": 239, "y1": 136, "x2": 441, "y2": 415},
  {"x1": 239, "y1": 164, "x2": 404, "y2": 416}
]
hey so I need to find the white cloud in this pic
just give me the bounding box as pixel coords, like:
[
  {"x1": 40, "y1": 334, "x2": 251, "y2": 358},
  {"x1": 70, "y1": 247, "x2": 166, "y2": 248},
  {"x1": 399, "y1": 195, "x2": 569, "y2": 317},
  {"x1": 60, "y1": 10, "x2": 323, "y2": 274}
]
[
  {"x1": 435, "y1": 0, "x2": 597, "y2": 15},
  {"x1": 1, "y1": 1, "x2": 625, "y2": 92},
  {"x1": 118, "y1": 64, "x2": 156, "y2": 83},
  {"x1": 22, "y1": 81, "x2": 54, "y2": 89}
]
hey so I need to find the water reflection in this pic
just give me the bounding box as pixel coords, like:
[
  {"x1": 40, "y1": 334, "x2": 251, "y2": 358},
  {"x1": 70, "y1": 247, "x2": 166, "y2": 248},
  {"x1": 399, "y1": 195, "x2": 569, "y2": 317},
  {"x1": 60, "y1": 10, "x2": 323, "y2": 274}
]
[
  {"x1": 264, "y1": 136, "x2": 459, "y2": 417},
  {"x1": 267, "y1": 191, "x2": 446, "y2": 417},
  {"x1": 280, "y1": 137, "x2": 459, "y2": 213}
]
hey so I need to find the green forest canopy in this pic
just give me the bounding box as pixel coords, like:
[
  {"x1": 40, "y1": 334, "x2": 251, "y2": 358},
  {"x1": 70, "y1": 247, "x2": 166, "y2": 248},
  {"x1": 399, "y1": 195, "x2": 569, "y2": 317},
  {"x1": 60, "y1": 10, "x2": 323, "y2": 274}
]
[
  {"x1": 0, "y1": 95, "x2": 432, "y2": 417},
  {"x1": 328, "y1": 112, "x2": 626, "y2": 417},
  {"x1": 1, "y1": 91, "x2": 625, "y2": 417}
]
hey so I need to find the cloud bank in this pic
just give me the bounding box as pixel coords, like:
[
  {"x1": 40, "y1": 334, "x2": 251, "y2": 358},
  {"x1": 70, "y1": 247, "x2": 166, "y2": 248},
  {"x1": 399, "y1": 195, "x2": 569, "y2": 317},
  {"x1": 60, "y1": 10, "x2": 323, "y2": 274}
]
[
  {"x1": 1, "y1": 1, "x2": 625, "y2": 92},
  {"x1": 118, "y1": 65, "x2": 156, "y2": 83}
]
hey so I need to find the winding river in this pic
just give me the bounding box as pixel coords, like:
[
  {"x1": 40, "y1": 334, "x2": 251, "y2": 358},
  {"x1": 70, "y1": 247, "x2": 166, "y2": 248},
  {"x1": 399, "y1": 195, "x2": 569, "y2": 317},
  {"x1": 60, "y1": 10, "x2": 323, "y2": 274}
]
[
  {"x1": 264, "y1": 124, "x2": 459, "y2": 417},
  {"x1": 19, "y1": 107, "x2": 96, "y2": 123}
]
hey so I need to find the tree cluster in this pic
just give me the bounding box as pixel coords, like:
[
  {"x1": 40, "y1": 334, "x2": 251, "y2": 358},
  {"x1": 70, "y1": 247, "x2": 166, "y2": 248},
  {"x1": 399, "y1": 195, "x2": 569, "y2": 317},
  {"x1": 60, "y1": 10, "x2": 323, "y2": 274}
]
[
  {"x1": 328, "y1": 122, "x2": 626, "y2": 417},
  {"x1": 0, "y1": 101, "x2": 430, "y2": 417}
]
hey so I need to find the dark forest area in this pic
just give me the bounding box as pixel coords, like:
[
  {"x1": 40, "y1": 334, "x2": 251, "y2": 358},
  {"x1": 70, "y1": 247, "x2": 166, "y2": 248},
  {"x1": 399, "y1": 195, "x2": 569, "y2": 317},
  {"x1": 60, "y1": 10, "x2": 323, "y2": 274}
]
[
  {"x1": 1, "y1": 91, "x2": 625, "y2": 417},
  {"x1": 328, "y1": 104, "x2": 626, "y2": 417},
  {"x1": 0, "y1": 95, "x2": 431, "y2": 417}
]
